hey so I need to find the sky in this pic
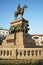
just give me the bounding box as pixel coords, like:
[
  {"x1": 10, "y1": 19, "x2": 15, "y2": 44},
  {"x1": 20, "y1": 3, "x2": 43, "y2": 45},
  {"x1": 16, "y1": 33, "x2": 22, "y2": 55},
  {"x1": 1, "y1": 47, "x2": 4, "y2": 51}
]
[{"x1": 0, "y1": 0, "x2": 43, "y2": 34}]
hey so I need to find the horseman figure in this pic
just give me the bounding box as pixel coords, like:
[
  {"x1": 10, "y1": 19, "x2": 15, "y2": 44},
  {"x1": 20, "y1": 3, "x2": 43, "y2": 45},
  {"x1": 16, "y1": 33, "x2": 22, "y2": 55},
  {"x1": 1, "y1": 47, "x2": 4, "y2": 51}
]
[
  {"x1": 17, "y1": 4, "x2": 21, "y2": 12},
  {"x1": 14, "y1": 4, "x2": 28, "y2": 19}
]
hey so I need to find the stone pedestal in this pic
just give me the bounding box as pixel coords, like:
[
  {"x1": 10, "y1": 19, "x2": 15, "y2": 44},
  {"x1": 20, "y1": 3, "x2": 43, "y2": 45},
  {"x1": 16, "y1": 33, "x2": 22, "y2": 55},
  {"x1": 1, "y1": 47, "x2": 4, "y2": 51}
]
[{"x1": 1, "y1": 18, "x2": 35, "y2": 48}]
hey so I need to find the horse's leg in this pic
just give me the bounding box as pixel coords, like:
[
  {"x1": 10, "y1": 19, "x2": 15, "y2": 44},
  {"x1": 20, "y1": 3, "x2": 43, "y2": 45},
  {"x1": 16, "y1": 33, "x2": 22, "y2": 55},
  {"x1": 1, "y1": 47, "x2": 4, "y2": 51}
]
[{"x1": 20, "y1": 11, "x2": 22, "y2": 18}]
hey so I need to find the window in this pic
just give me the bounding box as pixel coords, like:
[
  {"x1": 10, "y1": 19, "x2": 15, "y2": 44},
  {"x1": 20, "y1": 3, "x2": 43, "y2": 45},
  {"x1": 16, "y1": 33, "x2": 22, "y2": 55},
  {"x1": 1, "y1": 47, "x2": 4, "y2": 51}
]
[
  {"x1": 41, "y1": 37, "x2": 43, "y2": 40},
  {"x1": 3, "y1": 32, "x2": 5, "y2": 34},
  {"x1": 6, "y1": 32, "x2": 8, "y2": 34},
  {"x1": 34, "y1": 37, "x2": 39, "y2": 39},
  {"x1": 0, "y1": 31, "x2": 1, "y2": 33}
]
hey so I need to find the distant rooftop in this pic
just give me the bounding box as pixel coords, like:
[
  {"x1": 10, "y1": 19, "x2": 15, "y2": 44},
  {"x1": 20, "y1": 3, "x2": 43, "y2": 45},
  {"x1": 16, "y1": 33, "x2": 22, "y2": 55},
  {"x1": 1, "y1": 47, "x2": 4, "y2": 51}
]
[
  {"x1": 32, "y1": 34, "x2": 43, "y2": 36},
  {"x1": 0, "y1": 28, "x2": 8, "y2": 31}
]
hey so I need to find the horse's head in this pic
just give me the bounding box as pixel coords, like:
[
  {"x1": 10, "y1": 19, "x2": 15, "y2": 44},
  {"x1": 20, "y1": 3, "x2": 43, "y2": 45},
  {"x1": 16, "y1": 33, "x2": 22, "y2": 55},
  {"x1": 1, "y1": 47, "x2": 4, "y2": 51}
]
[{"x1": 23, "y1": 5, "x2": 28, "y2": 9}]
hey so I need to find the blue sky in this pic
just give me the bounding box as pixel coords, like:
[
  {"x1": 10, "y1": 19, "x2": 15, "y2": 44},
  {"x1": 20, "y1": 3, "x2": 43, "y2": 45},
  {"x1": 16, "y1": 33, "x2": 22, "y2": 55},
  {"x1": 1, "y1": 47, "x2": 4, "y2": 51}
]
[{"x1": 0, "y1": 0, "x2": 43, "y2": 34}]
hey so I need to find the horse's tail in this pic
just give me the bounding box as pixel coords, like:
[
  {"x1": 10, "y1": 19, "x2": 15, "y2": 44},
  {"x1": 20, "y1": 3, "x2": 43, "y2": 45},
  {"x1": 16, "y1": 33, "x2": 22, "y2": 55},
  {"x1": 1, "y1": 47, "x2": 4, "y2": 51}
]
[{"x1": 14, "y1": 11, "x2": 17, "y2": 19}]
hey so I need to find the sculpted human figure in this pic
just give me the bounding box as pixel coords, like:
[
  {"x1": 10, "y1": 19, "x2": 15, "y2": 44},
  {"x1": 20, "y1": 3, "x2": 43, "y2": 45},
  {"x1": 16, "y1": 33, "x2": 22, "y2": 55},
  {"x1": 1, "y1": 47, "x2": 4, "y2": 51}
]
[
  {"x1": 17, "y1": 4, "x2": 21, "y2": 11},
  {"x1": 14, "y1": 4, "x2": 28, "y2": 19}
]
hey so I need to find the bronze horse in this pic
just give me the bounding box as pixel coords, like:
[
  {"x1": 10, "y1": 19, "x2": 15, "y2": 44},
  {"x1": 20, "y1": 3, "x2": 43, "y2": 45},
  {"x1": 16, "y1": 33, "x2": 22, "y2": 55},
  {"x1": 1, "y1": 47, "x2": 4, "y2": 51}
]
[{"x1": 14, "y1": 4, "x2": 28, "y2": 18}]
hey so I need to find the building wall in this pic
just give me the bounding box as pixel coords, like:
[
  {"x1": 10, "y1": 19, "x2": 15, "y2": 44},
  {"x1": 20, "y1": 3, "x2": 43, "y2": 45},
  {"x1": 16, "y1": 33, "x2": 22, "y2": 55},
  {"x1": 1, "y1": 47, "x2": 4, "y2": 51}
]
[
  {"x1": 0, "y1": 29, "x2": 9, "y2": 36},
  {"x1": 32, "y1": 35, "x2": 43, "y2": 46},
  {"x1": 0, "y1": 29, "x2": 9, "y2": 45}
]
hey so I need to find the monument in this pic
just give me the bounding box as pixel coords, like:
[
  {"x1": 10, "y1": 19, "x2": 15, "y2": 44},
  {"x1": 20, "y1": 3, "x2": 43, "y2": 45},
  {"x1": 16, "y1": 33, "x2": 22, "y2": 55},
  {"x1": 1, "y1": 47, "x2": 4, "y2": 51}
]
[
  {"x1": 0, "y1": 4, "x2": 43, "y2": 60},
  {"x1": 14, "y1": 4, "x2": 28, "y2": 18},
  {"x1": 2, "y1": 4, "x2": 35, "y2": 48}
]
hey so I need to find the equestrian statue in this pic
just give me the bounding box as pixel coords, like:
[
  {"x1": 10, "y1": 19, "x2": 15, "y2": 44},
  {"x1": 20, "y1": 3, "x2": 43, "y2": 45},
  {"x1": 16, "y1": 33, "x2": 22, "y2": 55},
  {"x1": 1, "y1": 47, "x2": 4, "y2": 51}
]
[{"x1": 14, "y1": 4, "x2": 28, "y2": 19}]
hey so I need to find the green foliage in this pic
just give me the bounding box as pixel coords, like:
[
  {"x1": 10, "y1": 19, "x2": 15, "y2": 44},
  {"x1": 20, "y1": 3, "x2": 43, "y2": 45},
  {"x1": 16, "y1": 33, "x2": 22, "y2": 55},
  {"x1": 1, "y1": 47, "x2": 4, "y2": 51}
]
[{"x1": 0, "y1": 62, "x2": 43, "y2": 65}]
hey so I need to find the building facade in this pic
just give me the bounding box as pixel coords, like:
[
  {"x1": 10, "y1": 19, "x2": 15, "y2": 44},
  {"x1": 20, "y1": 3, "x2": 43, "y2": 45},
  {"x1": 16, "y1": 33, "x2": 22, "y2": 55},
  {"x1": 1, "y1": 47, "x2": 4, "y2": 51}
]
[
  {"x1": 0, "y1": 29, "x2": 9, "y2": 36},
  {"x1": 32, "y1": 34, "x2": 43, "y2": 46}
]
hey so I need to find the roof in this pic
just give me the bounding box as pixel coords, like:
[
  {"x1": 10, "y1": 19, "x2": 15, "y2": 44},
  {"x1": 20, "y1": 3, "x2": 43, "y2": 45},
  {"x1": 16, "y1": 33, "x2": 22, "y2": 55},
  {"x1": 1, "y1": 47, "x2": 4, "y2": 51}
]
[
  {"x1": 32, "y1": 34, "x2": 43, "y2": 36},
  {"x1": 0, "y1": 28, "x2": 9, "y2": 31}
]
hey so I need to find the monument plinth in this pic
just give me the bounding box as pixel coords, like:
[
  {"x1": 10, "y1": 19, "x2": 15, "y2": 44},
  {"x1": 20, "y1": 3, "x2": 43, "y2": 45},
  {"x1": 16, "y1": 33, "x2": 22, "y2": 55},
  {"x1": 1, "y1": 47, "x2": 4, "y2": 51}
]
[
  {"x1": 9, "y1": 18, "x2": 29, "y2": 34},
  {"x1": 2, "y1": 18, "x2": 35, "y2": 48}
]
